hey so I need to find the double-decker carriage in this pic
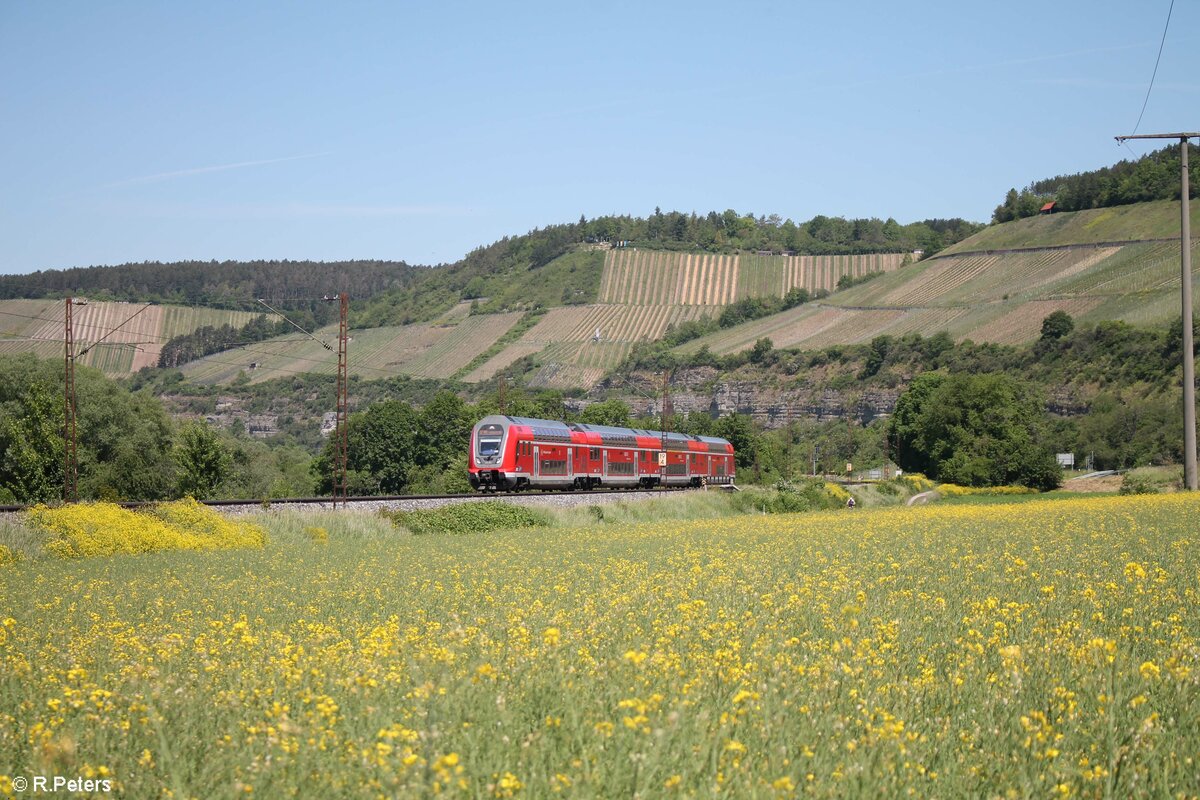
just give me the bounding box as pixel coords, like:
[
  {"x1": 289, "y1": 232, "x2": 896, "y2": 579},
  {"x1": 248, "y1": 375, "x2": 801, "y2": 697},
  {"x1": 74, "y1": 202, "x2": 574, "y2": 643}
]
[{"x1": 468, "y1": 415, "x2": 735, "y2": 491}]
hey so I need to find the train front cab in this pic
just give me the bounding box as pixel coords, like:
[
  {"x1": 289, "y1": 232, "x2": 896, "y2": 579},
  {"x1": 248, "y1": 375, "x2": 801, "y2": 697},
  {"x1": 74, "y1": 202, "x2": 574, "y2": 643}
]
[{"x1": 469, "y1": 415, "x2": 520, "y2": 491}]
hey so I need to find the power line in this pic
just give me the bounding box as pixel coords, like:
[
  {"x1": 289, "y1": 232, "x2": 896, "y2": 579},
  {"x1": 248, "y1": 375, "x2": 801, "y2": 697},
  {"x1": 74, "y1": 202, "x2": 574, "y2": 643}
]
[
  {"x1": 77, "y1": 303, "x2": 153, "y2": 358},
  {"x1": 257, "y1": 299, "x2": 333, "y2": 351},
  {"x1": 1131, "y1": 0, "x2": 1175, "y2": 136}
]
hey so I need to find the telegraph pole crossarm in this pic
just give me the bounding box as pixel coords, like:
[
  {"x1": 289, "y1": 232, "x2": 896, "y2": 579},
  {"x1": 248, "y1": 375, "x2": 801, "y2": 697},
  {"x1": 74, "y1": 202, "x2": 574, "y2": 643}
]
[{"x1": 1114, "y1": 132, "x2": 1198, "y2": 489}]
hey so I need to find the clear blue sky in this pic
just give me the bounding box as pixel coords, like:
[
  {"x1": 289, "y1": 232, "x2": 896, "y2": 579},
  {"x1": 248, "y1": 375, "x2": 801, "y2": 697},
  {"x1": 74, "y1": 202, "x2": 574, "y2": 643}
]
[{"x1": 1, "y1": 0, "x2": 1197, "y2": 273}]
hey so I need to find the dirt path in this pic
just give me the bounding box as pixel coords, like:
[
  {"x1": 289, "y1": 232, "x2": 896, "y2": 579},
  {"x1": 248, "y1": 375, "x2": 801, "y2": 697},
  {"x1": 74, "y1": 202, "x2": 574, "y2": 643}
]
[{"x1": 907, "y1": 490, "x2": 937, "y2": 506}]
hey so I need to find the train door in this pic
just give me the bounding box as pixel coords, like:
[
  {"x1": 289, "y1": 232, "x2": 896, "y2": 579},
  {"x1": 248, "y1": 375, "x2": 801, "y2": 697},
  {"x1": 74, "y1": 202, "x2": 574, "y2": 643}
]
[
  {"x1": 533, "y1": 445, "x2": 540, "y2": 477},
  {"x1": 574, "y1": 446, "x2": 586, "y2": 476},
  {"x1": 602, "y1": 449, "x2": 609, "y2": 477}
]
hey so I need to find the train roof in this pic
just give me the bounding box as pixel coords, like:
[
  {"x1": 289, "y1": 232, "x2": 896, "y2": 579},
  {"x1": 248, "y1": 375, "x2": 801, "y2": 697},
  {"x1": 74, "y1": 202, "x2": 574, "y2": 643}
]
[{"x1": 474, "y1": 415, "x2": 732, "y2": 448}]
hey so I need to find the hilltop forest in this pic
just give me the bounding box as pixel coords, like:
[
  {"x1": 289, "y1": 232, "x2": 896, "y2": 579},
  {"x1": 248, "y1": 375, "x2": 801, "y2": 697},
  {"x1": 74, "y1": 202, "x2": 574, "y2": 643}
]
[
  {"x1": 994, "y1": 142, "x2": 1200, "y2": 222},
  {"x1": 0, "y1": 209, "x2": 980, "y2": 325}
]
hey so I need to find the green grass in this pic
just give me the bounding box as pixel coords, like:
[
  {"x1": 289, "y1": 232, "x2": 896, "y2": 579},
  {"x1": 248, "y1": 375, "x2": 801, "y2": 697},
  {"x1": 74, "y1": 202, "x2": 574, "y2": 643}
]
[
  {"x1": 477, "y1": 249, "x2": 605, "y2": 313},
  {"x1": 940, "y1": 199, "x2": 1200, "y2": 255}
]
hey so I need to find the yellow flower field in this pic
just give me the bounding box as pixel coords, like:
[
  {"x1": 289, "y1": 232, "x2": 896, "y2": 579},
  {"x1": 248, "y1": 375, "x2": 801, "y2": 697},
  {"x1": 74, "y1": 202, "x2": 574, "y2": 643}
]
[{"x1": 1, "y1": 494, "x2": 1198, "y2": 797}]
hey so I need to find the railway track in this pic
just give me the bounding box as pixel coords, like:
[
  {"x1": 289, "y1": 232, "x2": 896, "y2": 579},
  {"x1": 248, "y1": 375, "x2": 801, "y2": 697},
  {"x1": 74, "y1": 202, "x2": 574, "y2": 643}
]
[{"x1": 0, "y1": 486, "x2": 697, "y2": 515}]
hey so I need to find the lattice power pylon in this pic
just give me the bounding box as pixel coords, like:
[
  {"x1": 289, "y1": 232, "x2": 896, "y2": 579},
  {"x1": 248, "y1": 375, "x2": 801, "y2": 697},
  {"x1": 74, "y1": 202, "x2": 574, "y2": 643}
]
[
  {"x1": 63, "y1": 297, "x2": 85, "y2": 502},
  {"x1": 333, "y1": 292, "x2": 350, "y2": 507},
  {"x1": 660, "y1": 370, "x2": 672, "y2": 486}
]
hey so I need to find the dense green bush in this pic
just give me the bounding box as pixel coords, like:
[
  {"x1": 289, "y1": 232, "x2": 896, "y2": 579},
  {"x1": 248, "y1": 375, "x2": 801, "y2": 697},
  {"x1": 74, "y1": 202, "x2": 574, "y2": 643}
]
[
  {"x1": 888, "y1": 372, "x2": 1062, "y2": 491},
  {"x1": 730, "y1": 480, "x2": 845, "y2": 515},
  {"x1": 382, "y1": 502, "x2": 551, "y2": 535}
]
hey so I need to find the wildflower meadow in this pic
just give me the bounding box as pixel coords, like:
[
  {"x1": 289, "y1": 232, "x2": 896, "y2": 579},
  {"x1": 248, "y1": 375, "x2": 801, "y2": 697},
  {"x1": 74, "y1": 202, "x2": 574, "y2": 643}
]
[{"x1": 1, "y1": 493, "x2": 1198, "y2": 797}]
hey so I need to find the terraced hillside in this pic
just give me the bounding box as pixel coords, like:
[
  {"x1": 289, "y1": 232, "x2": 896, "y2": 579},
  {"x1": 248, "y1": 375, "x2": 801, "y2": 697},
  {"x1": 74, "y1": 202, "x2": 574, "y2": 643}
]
[
  {"x1": 465, "y1": 304, "x2": 718, "y2": 388},
  {"x1": 45, "y1": 202, "x2": 1187, "y2": 389},
  {"x1": 181, "y1": 312, "x2": 523, "y2": 385},
  {"x1": 480, "y1": 249, "x2": 910, "y2": 388},
  {"x1": 679, "y1": 234, "x2": 1200, "y2": 355},
  {"x1": 0, "y1": 299, "x2": 260, "y2": 374},
  {"x1": 598, "y1": 250, "x2": 909, "y2": 304}
]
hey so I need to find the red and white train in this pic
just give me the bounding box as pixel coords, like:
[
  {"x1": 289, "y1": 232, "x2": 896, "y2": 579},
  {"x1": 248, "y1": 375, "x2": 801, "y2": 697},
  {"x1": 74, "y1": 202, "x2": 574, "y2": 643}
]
[{"x1": 468, "y1": 415, "x2": 736, "y2": 491}]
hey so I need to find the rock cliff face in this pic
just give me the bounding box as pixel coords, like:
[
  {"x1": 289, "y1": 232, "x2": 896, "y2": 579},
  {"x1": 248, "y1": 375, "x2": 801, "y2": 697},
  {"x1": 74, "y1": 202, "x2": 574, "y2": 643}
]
[
  {"x1": 587, "y1": 368, "x2": 901, "y2": 430},
  {"x1": 586, "y1": 367, "x2": 1091, "y2": 430}
]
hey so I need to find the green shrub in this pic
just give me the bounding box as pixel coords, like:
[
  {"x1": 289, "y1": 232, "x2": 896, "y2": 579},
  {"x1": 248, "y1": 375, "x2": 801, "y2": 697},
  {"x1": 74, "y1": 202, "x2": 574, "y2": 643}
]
[
  {"x1": 1119, "y1": 475, "x2": 1158, "y2": 495},
  {"x1": 731, "y1": 480, "x2": 845, "y2": 515},
  {"x1": 382, "y1": 502, "x2": 551, "y2": 535}
]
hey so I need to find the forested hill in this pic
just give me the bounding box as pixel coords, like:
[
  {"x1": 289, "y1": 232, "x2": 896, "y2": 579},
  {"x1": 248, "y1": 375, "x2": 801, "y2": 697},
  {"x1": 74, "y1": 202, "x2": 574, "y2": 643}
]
[
  {"x1": 993, "y1": 143, "x2": 1200, "y2": 222},
  {"x1": 569, "y1": 209, "x2": 979, "y2": 256},
  {"x1": 1, "y1": 209, "x2": 981, "y2": 326},
  {"x1": 0, "y1": 259, "x2": 422, "y2": 322},
  {"x1": 355, "y1": 210, "x2": 983, "y2": 326}
]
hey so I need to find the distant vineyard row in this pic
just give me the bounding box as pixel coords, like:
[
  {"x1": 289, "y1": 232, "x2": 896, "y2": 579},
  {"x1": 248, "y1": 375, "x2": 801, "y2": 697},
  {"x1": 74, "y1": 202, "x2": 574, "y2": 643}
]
[
  {"x1": 182, "y1": 313, "x2": 523, "y2": 385},
  {"x1": 678, "y1": 239, "x2": 1200, "y2": 355},
  {"x1": 597, "y1": 250, "x2": 910, "y2": 305},
  {"x1": 0, "y1": 299, "x2": 260, "y2": 375},
  {"x1": 464, "y1": 304, "x2": 718, "y2": 387}
]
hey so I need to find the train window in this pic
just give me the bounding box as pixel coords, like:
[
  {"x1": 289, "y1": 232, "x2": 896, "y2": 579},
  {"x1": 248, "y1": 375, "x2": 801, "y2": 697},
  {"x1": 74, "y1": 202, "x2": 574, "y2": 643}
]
[
  {"x1": 540, "y1": 459, "x2": 568, "y2": 475},
  {"x1": 590, "y1": 448, "x2": 600, "y2": 460}
]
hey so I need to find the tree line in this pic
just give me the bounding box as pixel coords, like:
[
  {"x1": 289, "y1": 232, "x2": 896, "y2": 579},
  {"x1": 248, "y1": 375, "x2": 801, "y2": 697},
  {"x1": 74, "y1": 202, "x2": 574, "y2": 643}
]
[
  {"x1": 3, "y1": 209, "x2": 982, "y2": 333},
  {"x1": 157, "y1": 314, "x2": 320, "y2": 368},
  {"x1": 359, "y1": 211, "x2": 975, "y2": 327},
  {"x1": 0, "y1": 259, "x2": 421, "y2": 320},
  {"x1": 993, "y1": 143, "x2": 1200, "y2": 223},
  {"x1": 0, "y1": 354, "x2": 311, "y2": 503},
  {"x1": 582, "y1": 209, "x2": 981, "y2": 257}
]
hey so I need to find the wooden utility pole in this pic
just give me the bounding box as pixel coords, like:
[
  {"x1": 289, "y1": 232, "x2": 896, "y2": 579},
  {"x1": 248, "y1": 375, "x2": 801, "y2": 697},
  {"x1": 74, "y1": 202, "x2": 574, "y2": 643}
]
[
  {"x1": 1115, "y1": 133, "x2": 1197, "y2": 489},
  {"x1": 63, "y1": 298, "x2": 85, "y2": 502}
]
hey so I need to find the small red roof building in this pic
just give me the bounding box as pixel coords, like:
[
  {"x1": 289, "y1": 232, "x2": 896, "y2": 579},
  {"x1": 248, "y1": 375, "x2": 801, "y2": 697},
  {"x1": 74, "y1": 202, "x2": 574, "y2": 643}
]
[{"x1": 1040, "y1": 201, "x2": 1057, "y2": 214}]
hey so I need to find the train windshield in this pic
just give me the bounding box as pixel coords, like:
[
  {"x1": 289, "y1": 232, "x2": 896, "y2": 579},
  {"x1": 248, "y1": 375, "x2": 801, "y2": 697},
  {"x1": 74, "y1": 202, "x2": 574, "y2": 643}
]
[{"x1": 479, "y1": 438, "x2": 501, "y2": 457}]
